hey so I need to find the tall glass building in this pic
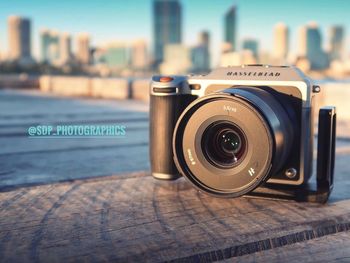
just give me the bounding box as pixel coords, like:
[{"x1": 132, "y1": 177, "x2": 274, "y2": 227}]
[
  {"x1": 329, "y1": 25, "x2": 344, "y2": 61},
  {"x1": 224, "y1": 5, "x2": 237, "y2": 52},
  {"x1": 40, "y1": 30, "x2": 60, "y2": 63},
  {"x1": 153, "y1": 0, "x2": 182, "y2": 66},
  {"x1": 299, "y1": 23, "x2": 329, "y2": 70},
  {"x1": 7, "y1": 16, "x2": 32, "y2": 61},
  {"x1": 242, "y1": 39, "x2": 258, "y2": 58}
]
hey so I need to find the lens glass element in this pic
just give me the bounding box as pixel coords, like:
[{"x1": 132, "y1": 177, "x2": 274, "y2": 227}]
[
  {"x1": 220, "y1": 130, "x2": 241, "y2": 153},
  {"x1": 202, "y1": 121, "x2": 247, "y2": 169}
]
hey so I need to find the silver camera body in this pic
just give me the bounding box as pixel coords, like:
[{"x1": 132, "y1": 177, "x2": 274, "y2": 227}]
[{"x1": 150, "y1": 65, "x2": 335, "y2": 202}]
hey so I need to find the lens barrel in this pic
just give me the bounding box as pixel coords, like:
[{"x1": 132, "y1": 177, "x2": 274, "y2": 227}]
[{"x1": 173, "y1": 86, "x2": 294, "y2": 197}]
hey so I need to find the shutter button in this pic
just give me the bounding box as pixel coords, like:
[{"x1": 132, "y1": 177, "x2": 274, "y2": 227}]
[{"x1": 159, "y1": 76, "x2": 174, "y2": 82}]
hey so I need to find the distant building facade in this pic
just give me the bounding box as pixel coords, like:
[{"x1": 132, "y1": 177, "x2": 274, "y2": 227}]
[
  {"x1": 273, "y1": 23, "x2": 289, "y2": 62},
  {"x1": 329, "y1": 25, "x2": 344, "y2": 61},
  {"x1": 298, "y1": 23, "x2": 329, "y2": 70},
  {"x1": 40, "y1": 29, "x2": 59, "y2": 63},
  {"x1": 220, "y1": 50, "x2": 256, "y2": 67},
  {"x1": 76, "y1": 33, "x2": 91, "y2": 65},
  {"x1": 59, "y1": 33, "x2": 72, "y2": 65},
  {"x1": 7, "y1": 16, "x2": 32, "y2": 63},
  {"x1": 102, "y1": 43, "x2": 129, "y2": 69},
  {"x1": 242, "y1": 39, "x2": 258, "y2": 58},
  {"x1": 40, "y1": 30, "x2": 72, "y2": 66},
  {"x1": 224, "y1": 5, "x2": 237, "y2": 52},
  {"x1": 191, "y1": 31, "x2": 210, "y2": 73},
  {"x1": 131, "y1": 40, "x2": 148, "y2": 70},
  {"x1": 153, "y1": 0, "x2": 182, "y2": 66},
  {"x1": 160, "y1": 44, "x2": 191, "y2": 74}
]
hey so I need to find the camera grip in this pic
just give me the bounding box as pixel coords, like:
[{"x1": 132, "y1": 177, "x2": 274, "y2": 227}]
[{"x1": 150, "y1": 94, "x2": 195, "y2": 180}]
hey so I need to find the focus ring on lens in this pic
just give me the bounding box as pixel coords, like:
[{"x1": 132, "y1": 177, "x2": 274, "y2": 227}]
[
  {"x1": 173, "y1": 91, "x2": 272, "y2": 197},
  {"x1": 172, "y1": 86, "x2": 294, "y2": 198},
  {"x1": 225, "y1": 87, "x2": 294, "y2": 174}
]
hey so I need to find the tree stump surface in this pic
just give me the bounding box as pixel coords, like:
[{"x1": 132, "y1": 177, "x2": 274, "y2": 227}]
[{"x1": 0, "y1": 89, "x2": 350, "y2": 263}]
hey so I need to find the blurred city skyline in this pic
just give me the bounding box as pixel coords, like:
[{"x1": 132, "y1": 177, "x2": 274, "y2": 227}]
[{"x1": 0, "y1": 0, "x2": 349, "y2": 65}]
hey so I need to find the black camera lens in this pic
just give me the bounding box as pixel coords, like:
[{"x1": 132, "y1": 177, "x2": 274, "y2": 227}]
[
  {"x1": 220, "y1": 130, "x2": 241, "y2": 153},
  {"x1": 202, "y1": 122, "x2": 247, "y2": 168},
  {"x1": 173, "y1": 86, "x2": 294, "y2": 198}
]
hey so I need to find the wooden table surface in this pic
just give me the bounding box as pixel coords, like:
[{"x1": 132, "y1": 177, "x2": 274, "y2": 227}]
[{"x1": 0, "y1": 89, "x2": 350, "y2": 263}]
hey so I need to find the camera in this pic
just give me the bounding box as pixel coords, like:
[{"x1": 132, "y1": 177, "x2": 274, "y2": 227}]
[{"x1": 150, "y1": 65, "x2": 336, "y2": 203}]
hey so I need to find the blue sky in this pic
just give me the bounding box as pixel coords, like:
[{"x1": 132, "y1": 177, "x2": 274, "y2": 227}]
[{"x1": 0, "y1": 0, "x2": 349, "y2": 64}]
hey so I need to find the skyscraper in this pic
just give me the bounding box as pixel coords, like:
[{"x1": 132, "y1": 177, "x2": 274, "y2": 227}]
[
  {"x1": 40, "y1": 29, "x2": 59, "y2": 63},
  {"x1": 298, "y1": 22, "x2": 329, "y2": 70},
  {"x1": 198, "y1": 31, "x2": 210, "y2": 49},
  {"x1": 242, "y1": 39, "x2": 258, "y2": 58},
  {"x1": 273, "y1": 23, "x2": 289, "y2": 61},
  {"x1": 40, "y1": 29, "x2": 52, "y2": 62},
  {"x1": 153, "y1": 0, "x2": 182, "y2": 66},
  {"x1": 298, "y1": 26, "x2": 308, "y2": 57},
  {"x1": 131, "y1": 40, "x2": 148, "y2": 70},
  {"x1": 329, "y1": 25, "x2": 344, "y2": 61},
  {"x1": 100, "y1": 42, "x2": 129, "y2": 69},
  {"x1": 59, "y1": 33, "x2": 72, "y2": 65},
  {"x1": 198, "y1": 30, "x2": 210, "y2": 70},
  {"x1": 160, "y1": 44, "x2": 191, "y2": 74},
  {"x1": 7, "y1": 16, "x2": 32, "y2": 62},
  {"x1": 191, "y1": 31, "x2": 211, "y2": 72},
  {"x1": 224, "y1": 5, "x2": 237, "y2": 52},
  {"x1": 76, "y1": 33, "x2": 91, "y2": 65}
]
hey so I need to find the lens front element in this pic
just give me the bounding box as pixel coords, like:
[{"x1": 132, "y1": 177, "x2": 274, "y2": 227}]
[
  {"x1": 202, "y1": 121, "x2": 247, "y2": 169},
  {"x1": 221, "y1": 130, "x2": 241, "y2": 153}
]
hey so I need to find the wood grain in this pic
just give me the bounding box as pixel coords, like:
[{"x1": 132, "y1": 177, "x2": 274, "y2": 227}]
[
  {"x1": 1, "y1": 89, "x2": 350, "y2": 262},
  {"x1": 223, "y1": 231, "x2": 350, "y2": 263},
  {"x1": 1, "y1": 173, "x2": 350, "y2": 262},
  {"x1": 0, "y1": 90, "x2": 149, "y2": 189}
]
